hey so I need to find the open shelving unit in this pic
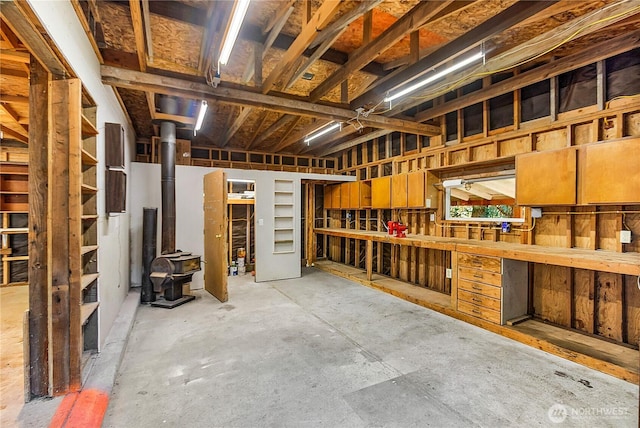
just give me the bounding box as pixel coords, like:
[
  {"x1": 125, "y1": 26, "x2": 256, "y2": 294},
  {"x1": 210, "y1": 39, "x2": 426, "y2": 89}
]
[
  {"x1": 0, "y1": 161, "x2": 28, "y2": 286},
  {"x1": 273, "y1": 179, "x2": 294, "y2": 253}
]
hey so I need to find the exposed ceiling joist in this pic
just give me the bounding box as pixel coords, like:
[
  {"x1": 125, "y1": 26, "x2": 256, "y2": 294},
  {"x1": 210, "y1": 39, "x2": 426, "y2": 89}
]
[
  {"x1": 0, "y1": 95, "x2": 28, "y2": 104},
  {"x1": 315, "y1": 129, "x2": 391, "y2": 157},
  {"x1": 220, "y1": 107, "x2": 253, "y2": 148},
  {"x1": 0, "y1": 103, "x2": 29, "y2": 136},
  {"x1": 353, "y1": 0, "x2": 560, "y2": 110},
  {"x1": 397, "y1": 0, "x2": 640, "y2": 115},
  {"x1": 129, "y1": 0, "x2": 147, "y2": 72},
  {"x1": 309, "y1": 0, "x2": 456, "y2": 102},
  {"x1": 244, "y1": 112, "x2": 269, "y2": 150},
  {"x1": 0, "y1": 49, "x2": 30, "y2": 63},
  {"x1": 262, "y1": 0, "x2": 342, "y2": 94},
  {"x1": 414, "y1": 30, "x2": 640, "y2": 122},
  {"x1": 101, "y1": 65, "x2": 441, "y2": 136},
  {"x1": 1, "y1": 124, "x2": 28, "y2": 144},
  {"x1": 251, "y1": 114, "x2": 297, "y2": 150}
]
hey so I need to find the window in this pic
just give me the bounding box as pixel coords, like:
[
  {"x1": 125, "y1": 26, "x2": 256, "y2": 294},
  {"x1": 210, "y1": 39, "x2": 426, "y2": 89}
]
[
  {"x1": 444, "y1": 175, "x2": 524, "y2": 223},
  {"x1": 391, "y1": 132, "x2": 401, "y2": 156},
  {"x1": 559, "y1": 64, "x2": 597, "y2": 113},
  {"x1": 463, "y1": 103, "x2": 483, "y2": 136},
  {"x1": 445, "y1": 111, "x2": 458, "y2": 142},
  {"x1": 405, "y1": 134, "x2": 417, "y2": 152},
  {"x1": 521, "y1": 80, "x2": 550, "y2": 122}
]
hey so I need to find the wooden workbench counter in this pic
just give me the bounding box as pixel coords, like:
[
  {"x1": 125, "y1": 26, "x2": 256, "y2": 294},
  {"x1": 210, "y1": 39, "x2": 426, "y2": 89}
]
[{"x1": 314, "y1": 228, "x2": 640, "y2": 276}]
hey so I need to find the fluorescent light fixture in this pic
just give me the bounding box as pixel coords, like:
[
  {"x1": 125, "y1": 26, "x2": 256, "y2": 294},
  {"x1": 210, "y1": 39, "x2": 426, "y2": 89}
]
[
  {"x1": 227, "y1": 178, "x2": 255, "y2": 183},
  {"x1": 384, "y1": 51, "x2": 484, "y2": 103},
  {"x1": 219, "y1": 0, "x2": 251, "y2": 66},
  {"x1": 304, "y1": 122, "x2": 341, "y2": 144},
  {"x1": 194, "y1": 100, "x2": 208, "y2": 135}
]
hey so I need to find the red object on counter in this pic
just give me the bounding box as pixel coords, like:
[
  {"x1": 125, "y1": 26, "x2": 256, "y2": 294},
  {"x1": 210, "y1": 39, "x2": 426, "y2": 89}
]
[{"x1": 387, "y1": 221, "x2": 407, "y2": 238}]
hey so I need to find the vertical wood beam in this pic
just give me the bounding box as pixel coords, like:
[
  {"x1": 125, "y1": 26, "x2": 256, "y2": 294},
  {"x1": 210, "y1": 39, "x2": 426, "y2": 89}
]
[
  {"x1": 550, "y1": 74, "x2": 559, "y2": 122},
  {"x1": 49, "y1": 79, "x2": 72, "y2": 395},
  {"x1": 28, "y1": 57, "x2": 49, "y2": 398},
  {"x1": 341, "y1": 80, "x2": 349, "y2": 104},
  {"x1": 305, "y1": 183, "x2": 315, "y2": 266},
  {"x1": 254, "y1": 43, "x2": 263, "y2": 87},
  {"x1": 363, "y1": 10, "x2": 372, "y2": 44},
  {"x1": 366, "y1": 239, "x2": 373, "y2": 281},
  {"x1": 409, "y1": 31, "x2": 419, "y2": 64},
  {"x1": 597, "y1": 60, "x2": 606, "y2": 111}
]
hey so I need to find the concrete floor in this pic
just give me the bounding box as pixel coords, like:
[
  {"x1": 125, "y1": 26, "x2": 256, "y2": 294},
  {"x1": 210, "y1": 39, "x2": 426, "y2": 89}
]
[{"x1": 104, "y1": 268, "x2": 638, "y2": 427}]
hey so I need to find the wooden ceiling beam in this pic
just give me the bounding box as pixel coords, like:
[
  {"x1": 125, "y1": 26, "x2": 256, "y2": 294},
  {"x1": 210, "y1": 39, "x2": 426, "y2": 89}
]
[
  {"x1": 0, "y1": 103, "x2": 29, "y2": 137},
  {"x1": 262, "y1": 0, "x2": 342, "y2": 94},
  {"x1": 244, "y1": 111, "x2": 269, "y2": 150},
  {"x1": 250, "y1": 114, "x2": 297, "y2": 150},
  {"x1": 1, "y1": 124, "x2": 28, "y2": 144},
  {"x1": 309, "y1": 0, "x2": 383, "y2": 50},
  {"x1": 141, "y1": 0, "x2": 153, "y2": 61},
  {"x1": 0, "y1": 19, "x2": 20, "y2": 48},
  {"x1": 0, "y1": 49, "x2": 30, "y2": 63},
  {"x1": 0, "y1": 95, "x2": 29, "y2": 104},
  {"x1": 220, "y1": 107, "x2": 253, "y2": 148},
  {"x1": 352, "y1": 0, "x2": 560, "y2": 109},
  {"x1": 129, "y1": 0, "x2": 147, "y2": 72},
  {"x1": 309, "y1": 0, "x2": 455, "y2": 102},
  {"x1": 413, "y1": 30, "x2": 640, "y2": 123},
  {"x1": 0, "y1": 1, "x2": 69, "y2": 77},
  {"x1": 101, "y1": 65, "x2": 440, "y2": 136}
]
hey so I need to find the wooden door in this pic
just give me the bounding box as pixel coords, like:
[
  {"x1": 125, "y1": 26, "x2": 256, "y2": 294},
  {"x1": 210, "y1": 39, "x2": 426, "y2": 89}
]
[{"x1": 204, "y1": 170, "x2": 228, "y2": 302}]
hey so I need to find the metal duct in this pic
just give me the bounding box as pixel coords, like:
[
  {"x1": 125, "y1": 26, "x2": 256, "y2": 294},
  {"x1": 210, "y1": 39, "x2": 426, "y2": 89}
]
[
  {"x1": 159, "y1": 96, "x2": 177, "y2": 254},
  {"x1": 141, "y1": 207, "x2": 157, "y2": 303}
]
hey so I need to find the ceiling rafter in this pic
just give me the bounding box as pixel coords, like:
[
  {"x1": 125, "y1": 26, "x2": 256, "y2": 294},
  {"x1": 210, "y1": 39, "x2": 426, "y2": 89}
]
[
  {"x1": 128, "y1": 0, "x2": 147, "y2": 72},
  {"x1": 413, "y1": 30, "x2": 640, "y2": 123},
  {"x1": 394, "y1": 0, "x2": 640, "y2": 116},
  {"x1": 0, "y1": 103, "x2": 29, "y2": 137},
  {"x1": 101, "y1": 65, "x2": 440, "y2": 136},
  {"x1": 352, "y1": 0, "x2": 560, "y2": 110},
  {"x1": 309, "y1": 0, "x2": 456, "y2": 102},
  {"x1": 250, "y1": 114, "x2": 297, "y2": 150},
  {"x1": 244, "y1": 112, "x2": 270, "y2": 150},
  {"x1": 262, "y1": 0, "x2": 343, "y2": 94},
  {"x1": 314, "y1": 129, "x2": 392, "y2": 157},
  {"x1": 1, "y1": 124, "x2": 28, "y2": 144},
  {"x1": 220, "y1": 107, "x2": 252, "y2": 148},
  {"x1": 287, "y1": 0, "x2": 384, "y2": 89}
]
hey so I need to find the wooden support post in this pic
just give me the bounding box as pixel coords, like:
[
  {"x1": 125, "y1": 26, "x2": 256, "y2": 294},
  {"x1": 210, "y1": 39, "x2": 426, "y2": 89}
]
[
  {"x1": 49, "y1": 79, "x2": 72, "y2": 395},
  {"x1": 597, "y1": 60, "x2": 605, "y2": 111},
  {"x1": 550, "y1": 74, "x2": 559, "y2": 122},
  {"x1": 28, "y1": 57, "x2": 49, "y2": 398},
  {"x1": 305, "y1": 183, "x2": 315, "y2": 266},
  {"x1": 366, "y1": 239, "x2": 373, "y2": 281}
]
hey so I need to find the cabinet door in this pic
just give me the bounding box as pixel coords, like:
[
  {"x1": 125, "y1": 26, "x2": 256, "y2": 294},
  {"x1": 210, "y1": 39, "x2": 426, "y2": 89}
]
[
  {"x1": 359, "y1": 181, "x2": 372, "y2": 208},
  {"x1": 516, "y1": 147, "x2": 577, "y2": 205},
  {"x1": 331, "y1": 183, "x2": 341, "y2": 208},
  {"x1": 371, "y1": 177, "x2": 391, "y2": 209},
  {"x1": 324, "y1": 185, "x2": 333, "y2": 209},
  {"x1": 407, "y1": 171, "x2": 425, "y2": 208},
  {"x1": 392, "y1": 173, "x2": 408, "y2": 208},
  {"x1": 105, "y1": 123, "x2": 124, "y2": 168},
  {"x1": 340, "y1": 182, "x2": 351, "y2": 209},
  {"x1": 349, "y1": 182, "x2": 360, "y2": 209},
  {"x1": 584, "y1": 139, "x2": 640, "y2": 204}
]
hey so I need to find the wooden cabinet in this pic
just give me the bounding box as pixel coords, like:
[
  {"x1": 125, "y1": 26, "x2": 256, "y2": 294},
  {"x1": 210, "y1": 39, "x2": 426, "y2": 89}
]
[
  {"x1": 516, "y1": 147, "x2": 577, "y2": 205},
  {"x1": 583, "y1": 138, "x2": 640, "y2": 204},
  {"x1": 324, "y1": 184, "x2": 341, "y2": 210},
  {"x1": 456, "y1": 253, "x2": 528, "y2": 325},
  {"x1": 392, "y1": 173, "x2": 408, "y2": 208},
  {"x1": 371, "y1": 176, "x2": 391, "y2": 209},
  {"x1": 360, "y1": 180, "x2": 372, "y2": 208},
  {"x1": 340, "y1": 182, "x2": 351, "y2": 209},
  {"x1": 105, "y1": 122, "x2": 124, "y2": 168}
]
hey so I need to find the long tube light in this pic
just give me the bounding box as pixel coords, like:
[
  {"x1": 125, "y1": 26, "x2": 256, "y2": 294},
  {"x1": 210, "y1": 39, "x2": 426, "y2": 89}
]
[
  {"x1": 219, "y1": 0, "x2": 251, "y2": 66},
  {"x1": 384, "y1": 51, "x2": 485, "y2": 103},
  {"x1": 304, "y1": 122, "x2": 342, "y2": 144},
  {"x1": 194, "y1": 100, "x2": 208, "y2": 135}
]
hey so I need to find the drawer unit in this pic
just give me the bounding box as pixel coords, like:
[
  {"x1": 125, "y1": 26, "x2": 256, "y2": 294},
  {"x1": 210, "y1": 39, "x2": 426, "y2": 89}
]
[{"x1": 456, "y1": 252, "x2": 528, "y2": 325}]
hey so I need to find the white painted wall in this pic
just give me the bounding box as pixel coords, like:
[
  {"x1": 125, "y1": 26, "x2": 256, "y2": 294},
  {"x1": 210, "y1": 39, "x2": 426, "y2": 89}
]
[
  {"x1": 130, "y1": 163, "x2": 353, "y2": 289},
  {"x1": 28, "y1": 1, "x2": 134, "y2": 347}
]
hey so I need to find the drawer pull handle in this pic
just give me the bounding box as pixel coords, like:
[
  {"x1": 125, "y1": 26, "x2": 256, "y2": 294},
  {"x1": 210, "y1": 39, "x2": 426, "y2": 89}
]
[
  {"x1": 472, "y1": 285, "x2": 482, "y2": 290},
  {"x1": 472, "y1": 309, "x2": 481, "y2": 314},
  {"x1": 472, "y1": 298, "x2": 481, "y2": 303}
]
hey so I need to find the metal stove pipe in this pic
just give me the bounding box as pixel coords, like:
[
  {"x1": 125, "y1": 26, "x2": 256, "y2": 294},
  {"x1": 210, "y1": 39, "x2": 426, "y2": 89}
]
[
  {"x1": 159, "y1": 96, "x2": 177, "y2": 254},
  {"x1": 141, "y1": 207, "x2": 157, "y2": 303}
]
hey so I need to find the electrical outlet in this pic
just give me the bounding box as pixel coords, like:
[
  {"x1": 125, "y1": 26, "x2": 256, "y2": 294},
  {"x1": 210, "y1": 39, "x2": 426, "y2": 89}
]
[
  {"x1": 430, "y1": 213, "x2": 436, "y2": 222},
  {"x1": 446, "y1": 268, "x2": 452, "y2": 279},
  {"x1": 531, "y1": 208, "x2": 542, "y2": 218},
  {"x1": 258, "y1": 218, "x2": 264, "y2": 226},
  {"x1": 620, "y1": 230, "x2": 632, "y2": 244}
]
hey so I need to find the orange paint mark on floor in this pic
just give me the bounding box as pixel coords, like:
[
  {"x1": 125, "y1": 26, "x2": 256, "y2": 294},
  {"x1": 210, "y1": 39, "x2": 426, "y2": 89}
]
[
  {"x1": 49, "y1": 389, "x2": 109, "y2": 428},
  {"x1": 49, "y1": 392, "x2": 79, "y2": 428}
]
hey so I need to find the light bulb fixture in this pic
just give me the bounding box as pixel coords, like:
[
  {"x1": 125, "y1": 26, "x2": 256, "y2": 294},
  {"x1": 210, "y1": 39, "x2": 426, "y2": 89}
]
[
  {"x1": 304, "y1": 122, "x2": 342, "y2": 144},
  {"x1": 384, "y1": 51, "x2": 485, "y2": 103},
  {"x1": 219, "y1": 0, "x2": 251, "y2": 66},
  {"x1": 194, "y1": 100, "x2": 208, "y2": 135}
]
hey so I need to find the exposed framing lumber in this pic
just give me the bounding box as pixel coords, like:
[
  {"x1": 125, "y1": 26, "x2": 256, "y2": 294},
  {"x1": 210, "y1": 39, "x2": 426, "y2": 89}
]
[
  {"x1": 263, "y1": 0, "x2": 296, "y2": 35},
  {"x1": 262, "y1": 0, "x2": 342, "y2": 94},
  {"x1": 412, "y1": 28, "x2": 640, "y2": 123},
  {"x1": 141, "y1": 0, "x2": 153, "y2": 61},
  {"x1": 287, "y1": 0, "x2": 384, "y2": 88},
  {"x1": 353, "y1": 0, "x2": 559, "y2": 110},
  {"x1": 0, "y1": 103, "x2": 29, "y2": 136},
  {"x1": 28, "y1": 57, "x2": 48, "y2": 397},
  {"x1": 0, "y1": 48, "x2": 30, "y2": 63},
  {"x1": 0, "y1": 68, "x2": 29, "y2": 79},
  {"x1": 101, "y1": 65, "x2": 441, "y2": 136},
  {"x1": 69, "y1": 0, "x2": 105, "y2": 64},
  {"x1": 129, "y1": 0, "x2": 147, "y2": 71},
  {"x1": 0, "y1": 95, "x2": 28, "y2": 104},
  {"x1": 220, "y1": 107, "x2": 252, "y2": 147},
  {"x1": 244, "y1": 111, "x2": 269, "y2": 150},
  {"x1": 310, "y1": 0, "x2": 455, "y2": 102},
  {"x1": 315, "y1": 129, "x2": 392, "y2": 157},
  {"x1": 0, "y1": 124, "x2": 28, "y2": 144},
  {"x1": 0, "y1": 1, "x2": 69, "y2": 77},
  {"x1": 251, "y1": 114, "x2": 297, "y2": 150}
]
